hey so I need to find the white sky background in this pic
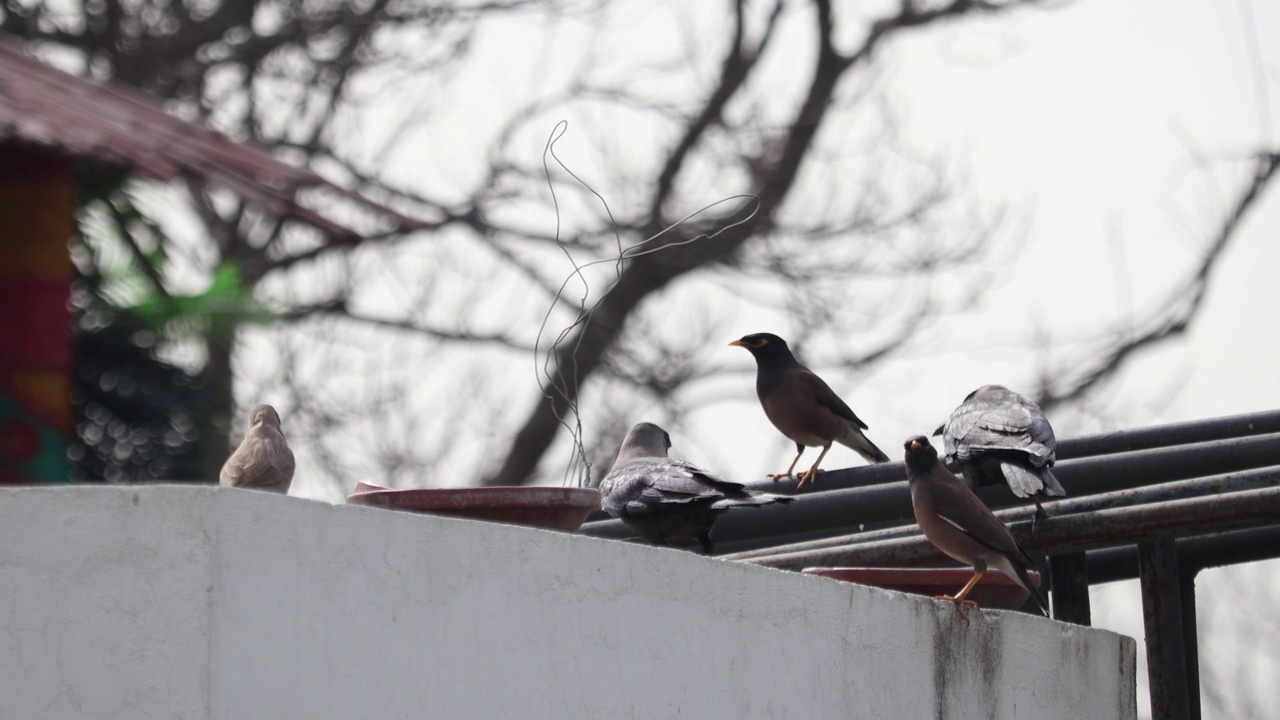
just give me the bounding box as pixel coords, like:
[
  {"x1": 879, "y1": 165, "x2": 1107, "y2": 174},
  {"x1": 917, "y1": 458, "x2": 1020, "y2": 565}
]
[{"x1": 238, "y1": 1, "x2": 1280, "y2": 717}]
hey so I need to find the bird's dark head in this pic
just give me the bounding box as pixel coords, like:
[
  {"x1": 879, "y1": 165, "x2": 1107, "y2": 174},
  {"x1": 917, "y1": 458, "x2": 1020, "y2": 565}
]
[
  {"x1": 250, "y1": 404, "x2": 281, "y2": 428},
  {"x1": 729, "y1": 333, "x2": 794, "y2": 364},
  {"x1": 903, "y1": 435, "x2": 939, "y2": 475}
]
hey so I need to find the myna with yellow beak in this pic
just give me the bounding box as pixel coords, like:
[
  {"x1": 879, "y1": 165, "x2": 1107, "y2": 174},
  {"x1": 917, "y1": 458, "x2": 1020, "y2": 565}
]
[
  {"x1": 904, "y1": 434, "x2": 1048, "y2": 619},
  {"x1": 731, "y1": 333, "x2": 888, "y2": 488}
]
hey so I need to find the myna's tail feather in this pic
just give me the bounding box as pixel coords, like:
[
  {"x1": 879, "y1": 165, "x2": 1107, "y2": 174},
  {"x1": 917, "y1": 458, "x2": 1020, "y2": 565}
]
[
  {"x1": 995, "y1": 555, "x2": 1050, "y2": 617},
  {"x1": 838, "y1": 426, "x2": 890, "y2": 464}
]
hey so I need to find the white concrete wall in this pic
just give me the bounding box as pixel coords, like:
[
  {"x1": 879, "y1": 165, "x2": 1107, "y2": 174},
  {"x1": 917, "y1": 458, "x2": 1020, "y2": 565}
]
[{"x1": 0, "y1": 486, "x2": 1136, "y2": 719}]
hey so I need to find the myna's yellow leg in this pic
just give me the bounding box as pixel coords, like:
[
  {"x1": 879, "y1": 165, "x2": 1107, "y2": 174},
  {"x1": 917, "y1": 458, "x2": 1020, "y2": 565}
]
[
  {"x1": 767, "y1": 449, "x2": 804, "y2": 481},
  {"x1": 796, "y1": 444, "x2": 832, "y2": 489},
  {"x1": 934, "y1": 570, "x2": 984, "y2": 621}
]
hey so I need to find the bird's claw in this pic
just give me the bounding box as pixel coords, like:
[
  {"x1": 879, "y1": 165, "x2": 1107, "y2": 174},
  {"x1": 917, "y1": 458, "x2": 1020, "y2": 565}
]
[
  {"x1": 767, "y1": 471, "x2": 794, "y2": 482},
  {"x1": 794, "y1": 468, "x2": 824, "y2": 489},
  {"x1": 933, "y1": 594, "x2": 980, "y2": 622}
]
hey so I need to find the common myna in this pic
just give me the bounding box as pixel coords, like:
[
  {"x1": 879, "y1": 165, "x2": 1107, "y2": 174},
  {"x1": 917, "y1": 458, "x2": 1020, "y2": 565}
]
[
  {"x1": 219, "y1": 404, "x2": 296, "y2": 494},
  {"x1": 939, "y1": 384, "x2": 1065, "y2": 517},
  {"x1": 599, "y1": 422, "x2": 794, "y2": 554},
  {"x1": 904, "y1": 435, "x2": 1048, "y2": 619},
  {"x1": 730, "y1": 332, "x2": 889, "y2": 488}
]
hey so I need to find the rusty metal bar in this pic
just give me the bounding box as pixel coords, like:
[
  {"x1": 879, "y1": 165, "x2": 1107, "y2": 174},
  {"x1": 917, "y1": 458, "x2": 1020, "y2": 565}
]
[
  {"x1": 1178, "y1": 561, "x2": 1202, "y2": 720},
  {"x1": 1139, "y1": 540, "x2": 1192, "y2": 720},
  {"x1": 1055, "y1": 408, "x2": 1280, "y2": 459},
  {"x1": 723, "y1": 465, "x2": 1280, "y2": 565},
  {"x1": 741, "y1": 486, "x2": 1280, "y2": 571},
  {"x1": 580, "y1": 433, "x2": 1280, "y2": 545},
  {"x1": 1085, "y1": 526, "x2": 1280, "y2": 584},
  {"x1": 737, "y1": 412, "x2": 1280, "y2": 495},
  {"x1": 1049, "y1": 552, "x2": 1091, "y2": 625}
]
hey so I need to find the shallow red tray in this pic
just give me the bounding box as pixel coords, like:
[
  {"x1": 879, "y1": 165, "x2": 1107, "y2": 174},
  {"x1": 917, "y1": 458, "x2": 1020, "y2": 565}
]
[
  {"x1": 346, "y1": 482, "x2": 601, "y2": 533},
  {"x1": 802, "y1": 566, "x2": 1040, "y2": 610}
]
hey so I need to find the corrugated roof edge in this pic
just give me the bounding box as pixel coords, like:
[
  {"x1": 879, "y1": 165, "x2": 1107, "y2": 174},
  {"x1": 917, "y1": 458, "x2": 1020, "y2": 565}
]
[{"x1": 0, "y1": 35, "x2": 431, "y2": 242}]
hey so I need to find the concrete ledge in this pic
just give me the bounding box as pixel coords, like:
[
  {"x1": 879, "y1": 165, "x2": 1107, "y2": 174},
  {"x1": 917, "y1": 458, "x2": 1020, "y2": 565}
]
[{"x1": 0, "y1": 486, "x2": 1136, "y2": 719}]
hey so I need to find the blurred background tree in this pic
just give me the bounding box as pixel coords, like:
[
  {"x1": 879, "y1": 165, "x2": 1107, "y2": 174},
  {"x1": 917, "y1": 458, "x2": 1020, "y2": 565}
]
[
  {"x1": 0, "y1": 0, "x2": 1272, "y2": 491},
  {"x1": 12, "y1": 0, "x2": 1260, "y2": 491}
]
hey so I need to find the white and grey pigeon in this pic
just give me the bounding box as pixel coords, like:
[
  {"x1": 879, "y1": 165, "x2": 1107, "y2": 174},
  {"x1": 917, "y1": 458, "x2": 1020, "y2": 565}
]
[
  {"x1": 599, "y1": 422, "x2": 794, "y2": 554},
  {"x1": 219, "y1": 404, "x2": 295, "y2": 495},
  {"x1": 939, "y1": 385, "x2": 1065, "y2": 516}
]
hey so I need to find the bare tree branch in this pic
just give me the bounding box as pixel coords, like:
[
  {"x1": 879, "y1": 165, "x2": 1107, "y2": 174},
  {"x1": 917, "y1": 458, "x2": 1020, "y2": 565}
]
[
  {"x1": 1037, "y1": 152, "x2": 1280, "y2": 412},
  {"x1": 483, "y1": 0, "x2": 1043, "y2": 485}
]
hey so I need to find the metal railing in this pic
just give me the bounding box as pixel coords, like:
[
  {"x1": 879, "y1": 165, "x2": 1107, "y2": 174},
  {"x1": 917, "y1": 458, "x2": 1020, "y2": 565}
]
[{"x1": 577, "y1": 409, "x2": 1280, "y2": 720}]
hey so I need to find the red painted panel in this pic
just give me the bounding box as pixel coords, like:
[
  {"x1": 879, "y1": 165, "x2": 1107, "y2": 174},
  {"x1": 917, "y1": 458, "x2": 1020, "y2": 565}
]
[{"x1": 0, "y1": 278, "x2": 72, "y2": 371}]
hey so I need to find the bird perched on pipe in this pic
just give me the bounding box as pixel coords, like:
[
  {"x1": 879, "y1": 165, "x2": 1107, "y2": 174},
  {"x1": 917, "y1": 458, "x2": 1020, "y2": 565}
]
[
  {"x1": 219, "y1": 404, "x2": 295, "y2": 495},
  {"x1": 904, "y1": 435, "x2": 1048, "y2": 620},
  {"x1": 730, "y1": 333, "x2": 889, "y2": 488},
  {"x1": 599, "y1": 422, "x2": 794, "y2": 554},
  {"x1": 938, "y1": 384, "x2": 1065, "y2": 517}
]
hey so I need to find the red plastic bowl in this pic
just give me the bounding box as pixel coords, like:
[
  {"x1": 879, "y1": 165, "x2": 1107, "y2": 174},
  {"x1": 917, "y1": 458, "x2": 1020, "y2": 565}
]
[
  {"x1": 802, "y1": 566, "x2": 1041, "y2": 610},
  {"x1": 346, "y1": 482, "x2": 601, "y2": 533}
]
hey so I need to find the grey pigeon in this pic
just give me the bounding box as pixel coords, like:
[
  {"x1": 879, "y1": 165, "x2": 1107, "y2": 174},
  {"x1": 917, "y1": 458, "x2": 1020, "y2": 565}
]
[
  {"x1": 219, "y1": 404, "x2": 295, "y2": 494},
  {"x1": 940, "y1": 385, "x2": 1065, "y2": 514},
  {"x1": 599, "y1": 422, "x2": 794, "y2": 554}
]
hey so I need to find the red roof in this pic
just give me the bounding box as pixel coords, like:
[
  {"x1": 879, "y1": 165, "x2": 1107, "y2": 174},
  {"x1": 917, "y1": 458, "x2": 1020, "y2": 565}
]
[{"x1": 0, "y1": 36, "x2": 419, "y2": 240}]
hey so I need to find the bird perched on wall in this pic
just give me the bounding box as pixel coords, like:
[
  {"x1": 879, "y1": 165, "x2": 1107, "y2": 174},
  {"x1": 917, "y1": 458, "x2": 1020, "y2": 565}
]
[
  {"x1": 219, "y1": 404, "x2": 295, "y2": 495},
  {"x1": 938, "y1": 384, "x2": 1065, "y2": 517},
  {"x1": 599, "y1": 422, "x2": 794, "y2": 554},
  {"x1": 730, "y1": 333, "x2": 889, "y2": 488},
  {"x1": 904, "y1": 435, "x2": 1048, "y2": 619}
]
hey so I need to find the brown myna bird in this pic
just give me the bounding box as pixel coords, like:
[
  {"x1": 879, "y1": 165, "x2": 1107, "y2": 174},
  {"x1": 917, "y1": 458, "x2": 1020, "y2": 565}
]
[
  {"x1": 599, "y1": 422, "x2": 794, "y2": 554},
  {"x1": 219, "y1": 404, "x2": 295, "y2": 494},
  {"x1": 904, "y1": 435, "x2": 1048, "y2": 619},
  {"x1": 730, "y1": 332, "x2": 889, "y2": 488},
  {"x1": 939, "y1": 384, "x2": 1065, "y2": 518}
]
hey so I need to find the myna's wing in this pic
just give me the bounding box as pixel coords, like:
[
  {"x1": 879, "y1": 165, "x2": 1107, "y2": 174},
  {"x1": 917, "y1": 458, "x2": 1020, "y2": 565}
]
[
  {"x1": 795, "y1": 365, "x2": 869, "y2": 430},
  {"x1": 947, "y1": 395, "x2": 1055, "y2": 466},
  {"x1": 927, "y1": 468, "x2": 1030, "y2": 563}
]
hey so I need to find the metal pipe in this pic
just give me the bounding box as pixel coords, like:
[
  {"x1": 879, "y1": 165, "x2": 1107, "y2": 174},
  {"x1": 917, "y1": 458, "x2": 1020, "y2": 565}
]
[
  {"x1": 1084, "y1": 526, "x2": 1280, "y2": 584},
  {"x1": 1178, "y1": 559, "x2": 1202, "y2": 720},
  {"x1": 1055, "y1": 408, "x2": 1280, "y2": 459},
  {"x1": 734, "y1": 409, "x2": 1280, "y2": 495},
  {"x1": 584, "y1": 407, "x2": 1280, "y2": 517},
  {"x1": 581, "y1": 434, "x2": 1280, "y2": 546},
  {"x1": 753, "y1": 430, "x2": 1280, "y2": 524},
  {"x1": 743, "y1": 486, "x2": 1280, "y2": 571},
  {"x1": 724, "y1": 464, "x2": 1280, "y2": 564},
  {"x1": 1139, "y1": 540, "x2": 1192, "y2": 720},
  {"x1": 1049, "y1": 552, "x2": 1091, "y2": 626}
]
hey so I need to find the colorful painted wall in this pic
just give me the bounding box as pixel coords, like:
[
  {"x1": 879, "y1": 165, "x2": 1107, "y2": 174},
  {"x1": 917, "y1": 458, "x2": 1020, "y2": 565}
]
[{"x1": 0, "y1": 145, "x2": 73, "y2": 483}]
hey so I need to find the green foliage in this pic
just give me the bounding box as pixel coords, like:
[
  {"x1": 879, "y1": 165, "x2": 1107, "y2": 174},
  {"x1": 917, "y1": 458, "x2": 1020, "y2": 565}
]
[
  {"x1": 128, "y1": 261, "x2": 277, "y2": 346},
  {"x1": 74, "y1": 176, "x2": 279, "y2": 347}
]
